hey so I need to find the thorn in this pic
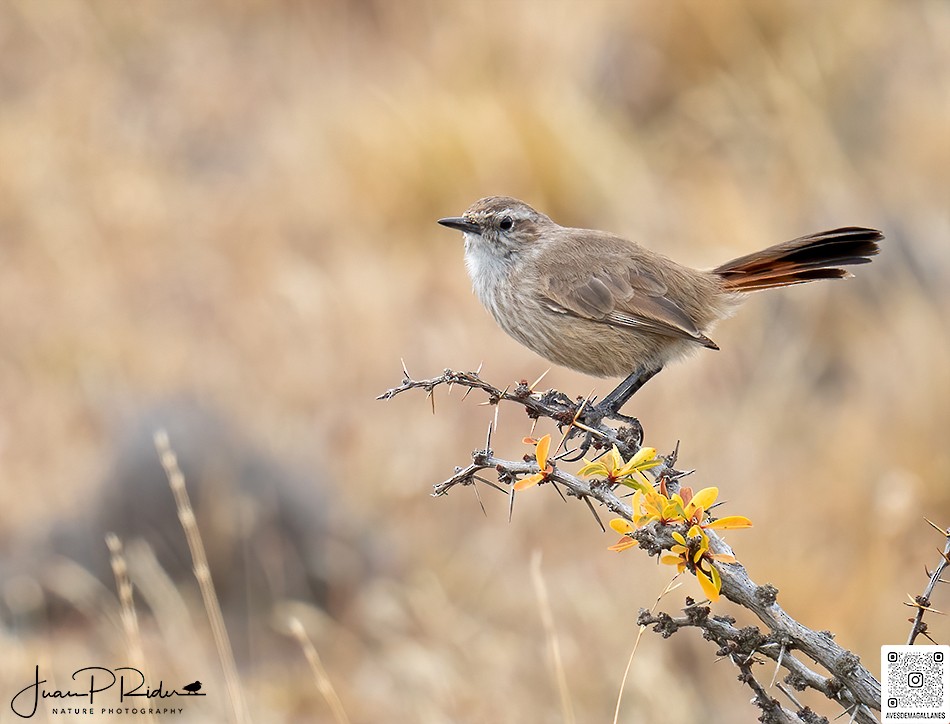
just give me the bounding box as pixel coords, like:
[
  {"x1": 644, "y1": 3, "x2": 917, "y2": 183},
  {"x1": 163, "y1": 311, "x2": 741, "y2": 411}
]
[
  {"x1": 775, "y1": 683, "x2": 803, "y2": 711},
  {"x1": 924, "y1": 517, "x2": 949, "y2": 536},
  {"x1": 583, "y1": 496, "x2": 605, "y2": 532},
  {"x1": 903, "y1": 597, "x2": 941, "y2": 614},
  {"x1": 529, "y1": 368, "x2": 551, "y2": 391},
  {"x1": 529, "y1": 417, "x2": 538, "y2": 437},
  {"x1": 473, "y1": 475, "x2": 506, "y2": 494},
  {"x1": 427, "y1": 388, "x2": 436, "y2": 415},
  {"x1": 508, "y1": 481, "x2": 515, "y2": 523},
  {"x1": 769, "y1": 644, "x2": 786, "y2": 688},
  {"x1": 480, "y1": 385, "x2": 508, "y2": 406},
  {"x1": 589, "y1": 447, "x2": 609, "y2": 461},
  {"x1": 576, "y1": 389, "x2": 599, "y2": 427},
  {"x1": 475, "y1": 361, "x2": 484, "y2": 376},
  {"x1": 554, "y1": 396, "x2": 591, "y2": 456},
  {"x1": 555, "y1": 444, "x2": 584, "y2": 463},
  {"x1": 668, "y1": 440, "x2": 681, "y2": 466},
  {"x1": 462, "y1": 386, "x2": 475, "y2": 401},
  {"x1": 570, "y1": 420, "x2": 602, "y2": 435},
  {"x1": 401, "y1": 357, "x2": 410, "y2": 379},
  {"x1": 552, "y1": 445, "x2": 581, "y2": 462},
  {"x1": 843, "y1": 702, "x2": 865, "y2": 723},
  {"x1": 549, "y1": 479, "x2": 567, "y2": 502},
  {"x1": 472, "y1": 481, "x2": 487, "y2": 517}
]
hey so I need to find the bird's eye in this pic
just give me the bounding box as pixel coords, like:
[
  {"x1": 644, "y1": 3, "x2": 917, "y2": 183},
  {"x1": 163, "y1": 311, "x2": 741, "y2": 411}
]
[{"x1": 499, "y1": 216, "x2": 514, "y2": 231}]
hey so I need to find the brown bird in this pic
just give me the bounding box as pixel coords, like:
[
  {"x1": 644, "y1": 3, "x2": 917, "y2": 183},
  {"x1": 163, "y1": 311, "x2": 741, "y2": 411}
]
[{"x1": 439, "y1": 196, "x2": 881, "y2": 422}]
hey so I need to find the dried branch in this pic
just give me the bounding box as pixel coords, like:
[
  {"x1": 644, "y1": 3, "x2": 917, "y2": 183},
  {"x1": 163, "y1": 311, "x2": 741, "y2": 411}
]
[
  {"x1": 380, "y1": 368, "x2": 882, "y2": 723},
  {"x1": 639, "y1": 605, "x2": 876, "y2": 724},
  {"x1": 640, "y1": 604, "x2": 805, "y2": 724},
  {"x1": 378, "y1": 368, "x2": 647, "y2": 460},
  {"x1": 906, "y1": 519, "x2": 950, "y2": 645}
]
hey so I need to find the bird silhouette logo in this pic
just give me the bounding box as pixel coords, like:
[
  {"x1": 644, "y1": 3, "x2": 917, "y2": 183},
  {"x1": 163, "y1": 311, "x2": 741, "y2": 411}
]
[{"x1": 182, "y1": 681, "x2": 202, "y2": 693}]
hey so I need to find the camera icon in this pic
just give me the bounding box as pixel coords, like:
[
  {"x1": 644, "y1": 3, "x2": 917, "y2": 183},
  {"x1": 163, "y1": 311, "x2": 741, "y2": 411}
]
[{"x1": 908, "y1": 671, "x2": 924, "y2": 688}]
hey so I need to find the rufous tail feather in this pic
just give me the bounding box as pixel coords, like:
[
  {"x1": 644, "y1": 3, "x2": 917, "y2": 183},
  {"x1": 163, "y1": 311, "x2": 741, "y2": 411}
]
[{"x1": 715, "y1": 227, "x2": 882, "y2": 292}]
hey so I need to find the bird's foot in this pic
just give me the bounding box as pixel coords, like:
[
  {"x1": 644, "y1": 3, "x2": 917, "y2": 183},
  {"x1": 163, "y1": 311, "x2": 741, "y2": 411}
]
[
  {"x1": 581, "y1": 401, "x2": 640, "y2": 428},
  {"x1": 558, "y1": 400, "x2": 644, "y2": 462},
  {"x1": 555, "y1": 402, "x2": 615, "y2": 462}
]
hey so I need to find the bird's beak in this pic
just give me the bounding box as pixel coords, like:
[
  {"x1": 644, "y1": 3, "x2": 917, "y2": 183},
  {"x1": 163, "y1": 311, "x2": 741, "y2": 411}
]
[{"x1": 437, "y1": 217, "x2": 481, "y2": 234}]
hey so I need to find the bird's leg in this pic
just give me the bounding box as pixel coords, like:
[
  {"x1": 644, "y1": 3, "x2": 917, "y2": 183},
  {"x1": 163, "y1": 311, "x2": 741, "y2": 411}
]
[
  {"x1": 560, "y1": 366, "x2": 663, "y2": 461},
  {"x1": 594, "y1": 365, "x2": 663, "y2": 420}
]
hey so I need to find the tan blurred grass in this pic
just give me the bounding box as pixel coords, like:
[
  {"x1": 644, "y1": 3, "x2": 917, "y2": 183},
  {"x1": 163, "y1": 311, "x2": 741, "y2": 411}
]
[{"x1": 1, "y1": 0, "x2": 949, "y2": 721}]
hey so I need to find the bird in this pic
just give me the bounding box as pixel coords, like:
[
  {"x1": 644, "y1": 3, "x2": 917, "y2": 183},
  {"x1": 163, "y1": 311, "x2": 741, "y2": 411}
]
[
  {"x1": 182, "y1": 681, "x2": 202, "y2": 693},
  {"x1": 439, "y1": 196, "x2": 881, "y2": 424}
]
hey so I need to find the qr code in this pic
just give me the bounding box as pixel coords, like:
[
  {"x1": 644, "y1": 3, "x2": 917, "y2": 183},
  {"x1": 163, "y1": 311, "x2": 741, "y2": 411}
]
[{"x1": 882, "y1": 645, "x2": 950, "y2": 719}]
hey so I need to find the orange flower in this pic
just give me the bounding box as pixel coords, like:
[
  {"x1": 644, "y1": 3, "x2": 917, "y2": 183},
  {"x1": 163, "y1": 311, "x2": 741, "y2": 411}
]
[
  {"x1": 609, "y1": 484, "x2": 748, "y2": 602},
  {"x1": 514, "y1": 434, "x2": 553, "y2": 491},
  {"x1": 607, "y1": 518, "x2": 639, "y2": 552}
]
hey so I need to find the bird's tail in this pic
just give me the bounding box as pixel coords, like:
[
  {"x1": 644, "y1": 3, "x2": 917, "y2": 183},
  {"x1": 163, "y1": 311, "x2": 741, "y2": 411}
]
[{"x1": 714, "y1": 227, "x2": 882, "y2": 293}]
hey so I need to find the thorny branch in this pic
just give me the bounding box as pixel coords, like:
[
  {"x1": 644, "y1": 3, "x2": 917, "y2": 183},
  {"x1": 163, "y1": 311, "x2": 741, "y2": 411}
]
[
  {"x1": 378, "y1": 368, "x2": 647, "y2": 461},
  {"x1": 379, "y1": 367, "x2": 882, "y2": 723},
  {"x1": 906, "y1": 520, "x2": 950, "y2": 645},
  {"x1": 639, "y1": 604, "x2": 804, "y2": 724}
]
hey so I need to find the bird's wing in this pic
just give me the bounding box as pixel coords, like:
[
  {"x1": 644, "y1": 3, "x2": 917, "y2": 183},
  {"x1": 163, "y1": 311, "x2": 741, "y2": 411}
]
[{"x1": 538, "y1": 253, "x2": 717, "y2": 348}]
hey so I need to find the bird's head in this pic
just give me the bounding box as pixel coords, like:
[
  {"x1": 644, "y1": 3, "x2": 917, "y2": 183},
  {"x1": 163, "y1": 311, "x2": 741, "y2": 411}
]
[{"x1": 438, "y1": 196, "x2": 554, "y2": 262}]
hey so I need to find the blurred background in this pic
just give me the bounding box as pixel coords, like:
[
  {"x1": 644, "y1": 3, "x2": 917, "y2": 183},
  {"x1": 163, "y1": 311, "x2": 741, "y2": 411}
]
[{"x1": 1, "y1": 0, "x2": 948, "y2": 721}]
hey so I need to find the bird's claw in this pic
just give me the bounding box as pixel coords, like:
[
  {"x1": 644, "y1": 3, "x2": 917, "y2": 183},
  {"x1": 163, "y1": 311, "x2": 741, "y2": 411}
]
[
  {"x1": 557, "y1": 400, "x2": 643, "y2": 462},
  {"x1": 558, "y1": 434, "x2": 592, "y2": 462}
]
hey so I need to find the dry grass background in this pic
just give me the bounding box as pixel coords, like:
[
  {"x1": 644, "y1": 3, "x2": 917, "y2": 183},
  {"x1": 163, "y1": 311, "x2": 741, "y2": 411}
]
[{"x1": 0, "y1": 1, "x2": 949, "y2": 721}]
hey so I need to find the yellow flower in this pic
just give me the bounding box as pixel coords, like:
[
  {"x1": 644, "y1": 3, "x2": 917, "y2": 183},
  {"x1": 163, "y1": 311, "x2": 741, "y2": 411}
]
[
  {"x1": 658, "y1": 525, "x2": 738, "y2": 601},
  {"x1": 578, "y1": 445, "x2": 660, "y2": 488},
  {"x1": 695, "y1": 559, "x2": 722, "y2": 601},
  {"x1": 628, "y1": 485, "x2": 669, "y2": 526},
  {"x1": 704, "y1": 515, "x2": 754, "y2": 530},
  {"x1": 607, "y1": 518, "x2": 638, "y2": 552},
  {"x1": 514, "y1": 434, "x2": 553, "y2": 491},
  {"x1": 680, "y1": 487, "x2": 753, "y2": 531},
  {"x1": 602, "y1": 468, "x2": 750, "y2": 603}
]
